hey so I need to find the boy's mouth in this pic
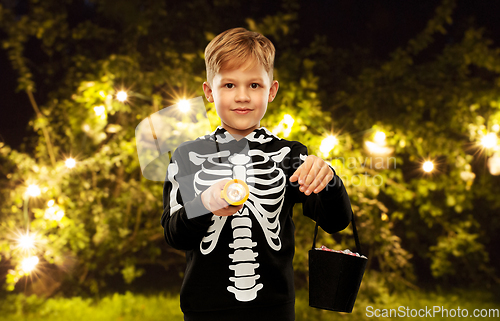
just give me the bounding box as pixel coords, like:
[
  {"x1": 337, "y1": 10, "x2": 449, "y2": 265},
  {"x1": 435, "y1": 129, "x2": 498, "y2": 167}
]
[{"x1": 233, "y1": 108, "x2": 253, "y2": 114}]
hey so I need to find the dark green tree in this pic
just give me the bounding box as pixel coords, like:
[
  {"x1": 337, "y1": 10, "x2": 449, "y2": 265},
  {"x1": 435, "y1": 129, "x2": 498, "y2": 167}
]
[
  {"x1": 0, "y1": 0, "x2": 342, "y2": 296},
  {"x1": 0, "y1": 0, "x2": 498, "y2": 299},
  {"x1": 326, "y1": 0, "x2": 500, "y2": 287}
]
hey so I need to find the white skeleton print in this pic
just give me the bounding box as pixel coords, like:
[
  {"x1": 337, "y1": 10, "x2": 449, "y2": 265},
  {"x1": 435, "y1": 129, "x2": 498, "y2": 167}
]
[
  {"x1": 188, "y1": 144, "x2": 291, "y2": 302},
  {"x1": 161, "y1": 128, "x2": 353, "y2": 316}
]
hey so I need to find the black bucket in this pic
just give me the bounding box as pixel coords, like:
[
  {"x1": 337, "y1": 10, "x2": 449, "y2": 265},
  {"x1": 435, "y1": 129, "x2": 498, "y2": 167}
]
[
  {"x1": 308, "y1": 213, "x2": 367, "y2": 313},
  {"x1": 309, "y1": 249, "x2": 367, "y2": 312}
]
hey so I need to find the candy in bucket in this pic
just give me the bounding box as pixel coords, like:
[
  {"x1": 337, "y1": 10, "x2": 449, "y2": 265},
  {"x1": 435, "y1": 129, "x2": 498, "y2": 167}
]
[{"x1": 316, "y1": 245, "x2": 367, "y2": 259}]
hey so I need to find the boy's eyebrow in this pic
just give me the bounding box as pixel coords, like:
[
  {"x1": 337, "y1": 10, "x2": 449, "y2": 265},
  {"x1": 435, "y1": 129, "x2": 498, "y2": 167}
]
[
  {"x1": 219, "y1": 78, "x2": 236, "y2": 83},
  {"x1": 220, "y1": 77, "x2": 265, "y2": 83}
]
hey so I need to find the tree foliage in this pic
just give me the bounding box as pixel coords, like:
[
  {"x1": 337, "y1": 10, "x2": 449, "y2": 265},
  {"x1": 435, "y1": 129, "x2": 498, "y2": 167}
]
[
  {"x1": 328, "y1": 0, "x2": 500, "y2": 286},
  {"x1": 0, "y1": 0, "x2": 499, "y2": 298}
]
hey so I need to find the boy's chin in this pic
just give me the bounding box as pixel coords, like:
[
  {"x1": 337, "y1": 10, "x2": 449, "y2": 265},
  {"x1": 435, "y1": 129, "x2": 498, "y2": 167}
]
[{"x1": 224, "y1": 125, "x2": 259, "y2": 136}]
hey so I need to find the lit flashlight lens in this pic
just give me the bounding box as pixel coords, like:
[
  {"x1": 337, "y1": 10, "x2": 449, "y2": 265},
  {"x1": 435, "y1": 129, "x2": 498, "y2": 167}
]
[
  {"x1": 221, "y1": 179, "x2": 250, "y2": 206},
  {"x1": 226, "y1": 183, "x2": 246, "y2": 202}
]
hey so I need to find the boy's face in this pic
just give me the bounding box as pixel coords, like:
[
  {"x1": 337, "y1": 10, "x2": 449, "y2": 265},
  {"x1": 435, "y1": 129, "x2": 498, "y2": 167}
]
[{"x1": 203, "y1": 60, "x2": 279, "y2": 139}]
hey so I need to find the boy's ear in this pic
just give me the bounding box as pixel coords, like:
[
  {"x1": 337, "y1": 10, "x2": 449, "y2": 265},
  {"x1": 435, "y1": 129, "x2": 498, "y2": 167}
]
[
  {"x1": 203, "y1": 82, "x2": 214, "y2": 103},
  {"x1": 268, "y1": 80, "x2": 279, "y2": 102}
]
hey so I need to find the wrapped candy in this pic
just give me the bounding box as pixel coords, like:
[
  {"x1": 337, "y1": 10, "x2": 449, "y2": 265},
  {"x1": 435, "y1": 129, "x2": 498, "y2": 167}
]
[{"x1": 316, "y1": 245, "x2": 367, "y2": 259}]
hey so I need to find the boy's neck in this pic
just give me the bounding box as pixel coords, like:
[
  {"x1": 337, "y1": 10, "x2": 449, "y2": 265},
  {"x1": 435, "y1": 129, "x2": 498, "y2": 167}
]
[{"x1": 221, "y1": 125, "x2": 260, "y2": 141}]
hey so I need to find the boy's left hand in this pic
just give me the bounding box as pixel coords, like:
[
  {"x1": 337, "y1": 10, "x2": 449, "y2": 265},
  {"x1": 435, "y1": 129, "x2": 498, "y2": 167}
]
[{"x1": 290, "y1": 155, "x2": 334, "y2": 195}]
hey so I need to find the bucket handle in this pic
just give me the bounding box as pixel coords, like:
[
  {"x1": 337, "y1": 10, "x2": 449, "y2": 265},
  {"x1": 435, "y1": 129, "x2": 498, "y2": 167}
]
[{"x1": 312, "y1": 210, "x2": 363, "y2": 255}]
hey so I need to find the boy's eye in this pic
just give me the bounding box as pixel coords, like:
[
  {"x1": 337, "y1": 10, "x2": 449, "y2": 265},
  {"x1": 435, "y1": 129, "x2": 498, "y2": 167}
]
[
  {"x1": 225, "y1": 83, "x2": 234, "y2": 89},
  {"x1": 250, "y1": 83, "x2": 259, "y2": 89}
]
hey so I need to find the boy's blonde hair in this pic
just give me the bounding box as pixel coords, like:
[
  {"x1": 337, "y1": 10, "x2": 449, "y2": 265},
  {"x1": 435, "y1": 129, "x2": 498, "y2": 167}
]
[{"x1": 205, "y1": 28, "x2": 275, "y2": 85}]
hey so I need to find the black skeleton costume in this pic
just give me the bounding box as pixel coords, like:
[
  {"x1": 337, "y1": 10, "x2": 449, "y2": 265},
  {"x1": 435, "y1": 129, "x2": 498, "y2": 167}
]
[{"x1": 161, "y1": 127, "x2": 352, "y2": 320}]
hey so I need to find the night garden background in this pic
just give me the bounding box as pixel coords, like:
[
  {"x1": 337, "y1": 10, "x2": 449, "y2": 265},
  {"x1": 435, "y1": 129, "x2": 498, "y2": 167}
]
[{"x1": 0, "y1": 0, "x2": 499, "y2": 320}]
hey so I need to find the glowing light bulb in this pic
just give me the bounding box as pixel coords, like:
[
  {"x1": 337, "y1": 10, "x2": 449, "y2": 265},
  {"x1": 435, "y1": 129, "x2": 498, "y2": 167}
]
[
  {"x1": 17, "y1": 233, "x2": 36, "y2": 250},
  {"x1": 481, "y1": 133, "x2": 498, "y2": 149},
  {"x1": 21, "y1": 256, "x2": 39, "y2": 273},
  {"x1": 44, "y1": 207, "x2": 56, "y2": 220},
  {"x1": 93, "y1": 105, "x2": 105, "y2": 117},
  {"x1": 365, "y1": 141, "x2": 393, "y2": 155},
  {"x1": 283, "y1": 114, "x2": 294, "y2": 127},
  {"x1": 374, "y1": 131, "x2": 386, "y2": 144},
  {"x1": 47, "y1": 199, "x2": 55, "y2": 207},
  {"x1": 488, "y1": 152, "x2": 500, "y2": 175},
  {"x1": 282, "y1": 114, "x2": 295, "y2": 137},
  {"x1": 27, "y1": 184, "x2": 41, "y2": 197},
  {"x1": 55, "y1": 210, "x2": 65, "y2": 221},
  {"x1": 116, "y1": 91, "x2": 128, "y2": 102},
  {"x1": 271, "y1": 114, "x2": 295, "y2": 138},
  {"x1": 320, "y1": 135, "x2": 338, "y2": 156},
  {"x1": 423, "y1": 161, "x2": 434, "y2": 173},
  {"x1": 178, "y1": 100, "x2": 190, "y2": 113},
  {"x1": 65, "y1": 158, "x2": 76, "y2": 169}
]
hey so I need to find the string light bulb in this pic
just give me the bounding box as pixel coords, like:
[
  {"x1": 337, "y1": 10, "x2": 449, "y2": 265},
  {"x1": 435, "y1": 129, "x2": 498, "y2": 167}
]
[
  {"x1": 116, "y1": 91, "x2": 128, "y2": 102},
  {"x1": 283, "y1": 114, "x2": 294, "y2": 127},
  {"x1": 21, "y1": 256, "x2": 39, "y2": 274},
  {"x1": 365, "y1": 141, "x2": 393, "y2": 156},
  {"x1": 423, "y1": 161, "x2": 434, "y2": 173},
  {"x1": 26, "y1": 184, "x2": 41, "y2": 197},
  {"x1": 55, "y1": 210, "x2": 65, "y2": 221},
  {"x1": 17, "y1": 232, "x2": 36, "y2": 251},
  {"x1": 374, "y1": 131, "x2": 386, "y2": 144},
  {"x1": 365, "y1": 130, "x2": 393, "y2": 157},
  {"x1": 272, "y1": 114, "x2": 295, "y2": 138},
  {"x1": 481, "y1": 133, "x2": 498, "y2": 149},
  {"x1": 178, "y1": 99, "x2": 190, "y2": 113},
  {"x1": 320, "y1": 135, "x2": 338, "y2": 157},
  {"x1": 488, "y1": 152, "x2": 500, "y2": 175},
  {"x1": 93, "y1": 105, "x2": 105, "y2": 117},
  {"x1": 65, "y1": 158, "x2": 76, "y2": 169}
]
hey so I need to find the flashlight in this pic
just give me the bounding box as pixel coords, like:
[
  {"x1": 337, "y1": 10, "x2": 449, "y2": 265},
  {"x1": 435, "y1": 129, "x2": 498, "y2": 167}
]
[{"x1": 221, "y1": 179, "x2": 249, "y2": 206}]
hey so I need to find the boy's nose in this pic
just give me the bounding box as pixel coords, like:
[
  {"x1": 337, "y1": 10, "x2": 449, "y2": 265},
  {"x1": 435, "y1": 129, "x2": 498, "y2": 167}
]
[{"x1": 234, "y1": 88, "x2": 250, "y2": 102}]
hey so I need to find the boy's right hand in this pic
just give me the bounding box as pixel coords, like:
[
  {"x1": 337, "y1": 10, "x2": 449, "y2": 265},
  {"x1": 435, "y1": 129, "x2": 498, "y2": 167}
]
[{"x1": 201, "y1": 179, "x2": 243, "y2": 217}]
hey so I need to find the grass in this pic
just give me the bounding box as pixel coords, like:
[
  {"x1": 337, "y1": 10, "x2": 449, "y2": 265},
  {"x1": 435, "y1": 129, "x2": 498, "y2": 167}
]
[
  {"x1": 0, "y1": 292, "x2": 183, "y2": 321},
  {"x1": 0, "y1": 288, "x2": 498, "y2": 321}
]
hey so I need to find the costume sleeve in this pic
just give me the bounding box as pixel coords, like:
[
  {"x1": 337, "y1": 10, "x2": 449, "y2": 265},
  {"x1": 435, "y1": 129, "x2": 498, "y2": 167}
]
[
  {"x1": 289, "y1": 143, "x2": 352, "y2": 234},
  {"x1": 160, "y1": 147, "x2": 213, "y2": 251}
]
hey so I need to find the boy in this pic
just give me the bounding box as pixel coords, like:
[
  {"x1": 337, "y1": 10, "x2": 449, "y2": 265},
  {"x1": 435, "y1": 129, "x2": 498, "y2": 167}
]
[{"x1": 161, "y1": 28, "x2": 352, "y2": 320}]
